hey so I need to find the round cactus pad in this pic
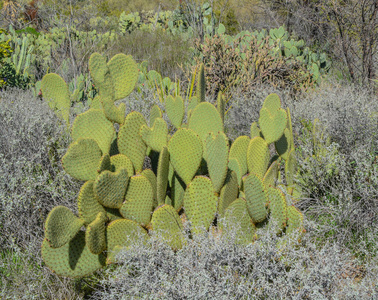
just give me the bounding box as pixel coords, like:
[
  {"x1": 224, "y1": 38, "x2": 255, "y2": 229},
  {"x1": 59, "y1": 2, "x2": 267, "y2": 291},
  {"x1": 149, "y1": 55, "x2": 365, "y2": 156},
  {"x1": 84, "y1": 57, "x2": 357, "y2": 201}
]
[
  {"x1": 259, "y1": 107, "x2": 287, "y2": 144},
  {"x1": 205, "y1": 132, "x2": 229, "y2": 193},
  {"x1": 243, "y1": 173, "x2": 268, "y2": 223},
  {"x1": 118, "y1": 111, "x2": 147, "y2": 173},
  {"x1": 110, "y1": 154, "x2": 134, "y2": 176},
  {"x1": 183, "y1": 176, "x2": 217, "y2": 234},
  {"x1": 78, "y1": 181, "x2": 106, "y2": 225},
  {"x1": 151, "y1": 204, "x2": 185, "y2": 250},
  {"x1": 286, "y1": 206, "x2": 304, "y2": 235},
  {"x1": 45, "y1": 206, "x2": 84, "y2": 248},
  {"x1": 220, "y1": 198, "x2": 256, "y2": 245},
  {"x1": 267, "y1": 187, "x2": 287, "y2": 232},
  {"x1": 62, "y1": 138, "x2": 102, "y2": 181},
  {"x1": 188, "y1": 102, "x2": 223, "y2": 144},
  {"x1": 149, "y1": 104, "x2": 162, "y2": 127},
  {"x1": 263, "y1": 160, "x2": 279, "y2": 188},
  {"x1": 107, "y1": 53, "x2": 138, "y2": 100},
  {"x1": 218, "y1": 170, "x2": 239, "y2": 217},
  {"x1": 85, "y1": 212, "x2": 107, "y2": 255},
  {"x1": 120, "y1": 175, "x2": 154, "y2": 226},
  {"x1": 168, "y1": 128, "x2": 203, "y2": 185},
  {"x1": 94, "y1": 168, "x2": 129, "y2": 209},
  {"x1": 262, "y1": 93, "x2": 281, "y2": 113},
  {"x1": 41, "y1": 73, "x2": 70, "y2": 124},
  {"x1": 42, "y1": 231, "x2": 106, "y2": 278},
  {"x1": 71, "y1": 109, "x2": 116, "y2": 154},
  {"x1": 165, "y1": 95, "x2": 185, "y2": 129},
  {"x1": 229, "y1": 135, "x2": 250, "y2": 176},
  {"x1": 88, "y1": 52, "x2": 107, "y2": 85},
  {"x1": 100, "y1": 97, "x2": 126, "y2": 124},
  {"x1": 106, "y1": 219, "x2": 148, "y2": 259},
  {"x1": 247, "y1": 137, "x2": 270, "y2": 178},
  {"x1": 140, "y1": 118, "x2": 168, "y2": 152}
]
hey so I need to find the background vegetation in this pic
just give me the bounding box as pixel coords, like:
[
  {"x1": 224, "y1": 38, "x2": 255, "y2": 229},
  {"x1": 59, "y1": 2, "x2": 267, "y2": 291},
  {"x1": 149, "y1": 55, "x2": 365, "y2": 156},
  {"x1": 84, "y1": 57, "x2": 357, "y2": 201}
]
[{"x1": 0, "y1": 0, "x2": 377, "y2": 299}]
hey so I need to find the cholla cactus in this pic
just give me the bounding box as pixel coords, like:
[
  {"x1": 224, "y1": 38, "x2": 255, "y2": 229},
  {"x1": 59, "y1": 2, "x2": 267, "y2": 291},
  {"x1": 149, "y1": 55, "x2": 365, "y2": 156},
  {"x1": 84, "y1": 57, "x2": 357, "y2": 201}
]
[{"x1": 41, "y1": 52, "x2": 305, "y2": 278}]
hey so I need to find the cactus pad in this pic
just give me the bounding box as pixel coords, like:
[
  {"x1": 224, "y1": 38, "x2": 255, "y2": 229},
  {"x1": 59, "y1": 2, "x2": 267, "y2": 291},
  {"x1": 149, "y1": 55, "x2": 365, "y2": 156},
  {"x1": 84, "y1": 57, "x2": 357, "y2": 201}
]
[
  {"x1": 107, "y1": 53, "x2": 138, "y2": 100},
  {"x1": 42, "y1": 231, "x2": 105, "y2": 278},
  {"x1": 157, "y1": 147, "x2": 170, "y2": 205},
  {"x1": 218, "y1": 170, "x2": 239, "y2": 217},
  {"x1": 243, "y1": 173, "x2": 268, "y2": 223},
  {"x1": 229, "y1": 135, "x2": 250, "y2": 176},
  {"x1": 286, "y1": 205, "x2": 304, "y2": 235},
  {"x1": 262, "y1": 93, "x2": 281, "y2": 113},
  {"x1": 98, "y1": 153, "x2": 111, "y2": 173},
  {"x1": 140, "y1": 118, "x2": 168, "y2": 152},
  {"x1": 118, "y1": 111, "x2": 147, "y2": 173},
  {"x1": 78, "y1": 181, "x2": 106, "y2": 225},
  {"x1": 267, "y1": 187, "x2": 287, "y2": 232},
  {"x1": 94, "y1": 168, "x2": 129, "y2": 209},
  {"x1": 85, "y1": 212, "x2": 107, "y2": 254},
  {"x1": 165, "y1": 95, "x2": 185, "y2": 129},
  {"x1": 62, "y1": 138, "x2": 102, "y2": 181},
  {"x1": 285, "y1": 149, "x2": 297, "y2": 186},
  {"x1": 151, "y1": 204, "x2": 185, "y2": 250},
  {"x1": 149, "y1": 104, "x2": 162, "y2": 126},
  {"x1": 183, "y1": 176, "x2": 217, "y2": 234},
  {"x1": 220, "y1": 198, "x2": 256, "y2": 245},
  {"x1": 263, "y1": 160, "x2": 279, "y2": 188},
  {"x1": 259, "y1": 107, "x2": 287, "y2": 144},
  {"x1": 168, "y1": 128, "x2": 203, "y2": 185},
  {"x1": 204, "y1": 132, "x2": 229, "y2": 193},
  {"x1": 188, "y1": 102, "x2": 223, "y2": 144},
  {"x1": 45, "y1": 206, "x2": 84, "y2": 248},
  {"x1": 247, "y1": 137, "x2": 270, "y2": 178},
  {"x1": 88, "y1": 53, "x2": 107, "y2": 85},
  {"x1": 41, "y1": 73, "x2": 70, "y2": 124},
  {"x1": 141, "y1": 169, "x2": 157, "y2": 208},
  {"x1": 110, "y1": 154, "x2": 134, "y2": 176},
  {"x1": 228, "y1": 158, "x2": 243, "y2": 187},
  {"x1": 275, "y1": 128, "x2": 291, "y2": 160},
  {"x1": 71, "y1": 109, "x2": 116, "y2": 154},
  {"x1": 250, "y1": 122, "x2": 261, "y2": 139},
  {"x1": 120, "y1": 175, "x2": 153, "y2": 226},
  {"x1": 100, "y1": 97, "x2": 126, "y2": 124}
]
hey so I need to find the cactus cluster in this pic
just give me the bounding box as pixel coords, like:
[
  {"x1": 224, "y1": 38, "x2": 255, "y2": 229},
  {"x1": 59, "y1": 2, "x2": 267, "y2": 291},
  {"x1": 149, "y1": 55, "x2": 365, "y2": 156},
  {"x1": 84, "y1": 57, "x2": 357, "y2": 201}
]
[{"x1": 41, "y1": 53, "x2": 304, "y2": 278}]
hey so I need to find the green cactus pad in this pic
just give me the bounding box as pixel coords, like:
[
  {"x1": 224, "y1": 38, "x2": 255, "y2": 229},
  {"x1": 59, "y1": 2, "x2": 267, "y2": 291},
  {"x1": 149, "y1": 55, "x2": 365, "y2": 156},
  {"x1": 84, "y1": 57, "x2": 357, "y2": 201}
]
[
  {"x1": 98, "y1": 153, "x2": 112, "y2": 174},
  {"x1": 165, "y1": 195, "x2": 172, "y2": 205},
  {"x1": 183, "y1": 176, "x2": 217, "y2": 234},
  {"x1": 168, "y1": 128, "x2": 203, "y2": 185},
  {"x1": 275, "y1": 128, "x2": 291, "y2": 160},
  {"x1": 140, "y1": 118, "x2": 168, "y2": 152},
  {"x1": 228, "y1": 158, "x2": 243, "y2": 187},
  {"x1": 267, "y1": 187, "x2": 287, "y2": 232},
  {"x1": 94, "y1": 168, "x2": 129, "y2": 209},
  {"x1": 188, "y1": 102, "x2": 223, "y2": 144},
  {"x1": 262, "y1": 93, "x2": 281, "y2": 113},
  {"x1": 41, "y1": 73, "x2": 70, "y2": 124},
  {"x1": 106, "y1": 219, "x2": 148, "y2": 263},
  {"x1": 78, "y1": 181, "x2": 106, "y2": 225},
  {"x1": 62, "y1": 138, "x2": 102, "y2": 181},
  {"x1": 170, "y1": 169, "x2": 186, "y2": 211},
  {"x1": 151, "y1": 204, "x2": 185, "y2": 250},
  {"x1": 263, "y1": 160, "x2": 279, "y2": 188},
  {"x1": 229, "y1": 135, "x2": 250, "y2": 176},
  {"x1": 218, "y1": 170, "x2": 239, "y2": 217},
  {"x1": 107, "y1": 53, "x2": 138, "y2": 100},
  {"x1": 286, "y1": 107, "x2": 295, "y2": 150},
  {"x1": 42, "y1": 231, "x2": 106, "y2": 278},
  {"x1": 71, "y1": 109, "x2": 116, "y2": 154},
  {"x1": 45, "y1": 206, "x2": 84, "y2": 248},
  {"x1": 110, "y1": 154, "x2": 134, "y2": 176},
  {"x1": 157, "y1": 146, "x2": 170, "y2": 206},
  {"x1": 100, "y1": 97, "x2": 126, "y2": 124},
  {"x1": 141, "y1": 169, "x2": 157, "y2": 208},
  {"x1": 286, "y1": 206, "x2": 304, "y2": 235},
  {"x1": 259, "y1": 107, "x2": 287, "y2": 144},
  {"x1": 89, "y1": 95, "x2": 102, "y2": 109},
  {"x1": 85, "y1": 212, "x2": 107, "y2": 255},
  {"x1": 196, "y1": 64, "x2": 206, "y2": 102},
  {"x1": 118, "y1": 111, "x2": 147, "y2": 173},
  {"x1": 250, "y1": 122, "x2": 261, "y2": 139},
  {"x1": 247, "y1": 137, "x2": 270, "y2": 178},
  {"x1": 165, "y1": 95, "x2": 185, "y2": 129},
  {"x1": 149, "y1": 104, "x2": 162, "y2": 126},
  {"x1": 243, "y1": 173, "x2": 268, "y2": 223},
  {"x1": 285, "y1": 149, "x2": 297, "y2": 186},
  {"x1": 216, "y1": 91, "x2": 225, "y2": 125},
  {"x1": 88, "y1": 53, "x2": 107, "y2": 85},
  {"x1": 220, "y1": 198, "x2": 256, "y2": 245},
  {"x1": 188, "y1": 96, "x2": 199, "y2": 116},
  {"x1": 120, "y1": 175, "x2": 153, "y2": 226},
  {"x1": 205, "y1": 132, "x2": 229, "y2": 193}
]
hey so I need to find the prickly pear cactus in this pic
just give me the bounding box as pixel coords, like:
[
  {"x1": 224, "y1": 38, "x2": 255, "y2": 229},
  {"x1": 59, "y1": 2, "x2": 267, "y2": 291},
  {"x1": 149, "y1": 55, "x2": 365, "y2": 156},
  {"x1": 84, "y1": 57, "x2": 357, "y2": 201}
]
[{"x1": 41, "y1": 53, "x2": 304, "y2": 278}]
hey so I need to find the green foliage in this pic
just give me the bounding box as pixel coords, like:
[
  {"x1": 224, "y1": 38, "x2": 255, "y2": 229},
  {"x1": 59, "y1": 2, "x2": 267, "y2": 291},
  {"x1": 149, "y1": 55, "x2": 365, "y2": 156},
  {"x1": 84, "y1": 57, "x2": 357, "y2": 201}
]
[{"x1": 40, "y1": 52, "x2": 304, "y2": 278}]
